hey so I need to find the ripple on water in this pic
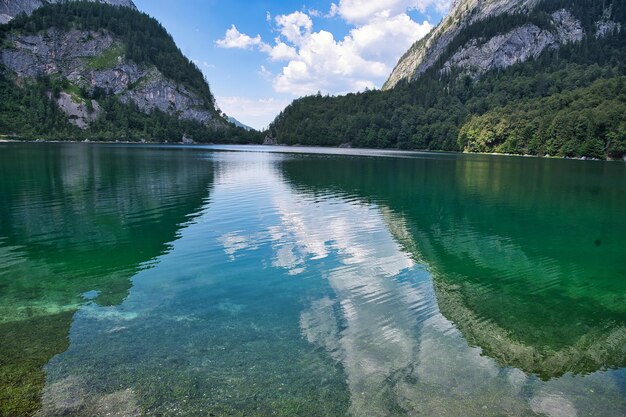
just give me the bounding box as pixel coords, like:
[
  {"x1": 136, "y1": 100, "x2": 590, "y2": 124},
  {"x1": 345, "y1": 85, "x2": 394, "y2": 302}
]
[{"x1": 1, "y1": 145, "x2": 625, "y2": 416}]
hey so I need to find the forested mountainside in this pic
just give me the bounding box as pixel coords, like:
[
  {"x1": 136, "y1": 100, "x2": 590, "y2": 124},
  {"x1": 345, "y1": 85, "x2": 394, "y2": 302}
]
[
  {"x1": 0, "y1": 1, "x2": 261, "y2": 143},
  {"x1": 0, "y1": 0, "x2": 136, "y2": 24},
  {"x1": 269, "y1": 0, "x2": 626, "y2": 160}
]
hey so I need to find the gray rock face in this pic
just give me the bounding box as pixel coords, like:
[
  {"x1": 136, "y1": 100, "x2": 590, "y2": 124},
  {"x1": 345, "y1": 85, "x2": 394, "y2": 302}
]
[
  {"x1": 2, "y1": 29, "x2": 116, "y2": 78},
  {"x1": 444, "y1": 10, "x2": 583, "y2": 77},
  {"x1": 54, "y1": 91, "x2": 101, "y2": 129},
  {"x1": 384, "y1": 0, "x2": 540, "y2": 89},
  {"x1": 385, "y1": 1, "x2": 626, "y2": 90},
  {"x1": 0, "y1": 0, "x2": 44, "y2": 22},
  {"x1": 120, "y1": 68, "x2": 216, "y2": 125},
  {"x1": 1, "y1": 28, "x2": 219, "y2": 127},
  {"x1": 595, "y1": 4, "x2": 622, "y2": 38},
  {"x1": 596, "y1": 20, "x2": 621, "y2": 38},
  {"x1": 0, "y1": 0, "x2": 136, "y2": 23}
]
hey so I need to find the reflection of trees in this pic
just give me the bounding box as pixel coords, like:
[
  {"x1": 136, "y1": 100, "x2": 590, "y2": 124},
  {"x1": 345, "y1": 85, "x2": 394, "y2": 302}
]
[
  {"x1": 282, "y1": 154, "x2": 626, "y2": 379},
  {"x1": 0, "y1": 144, "x2": 213, "y2": 416},
  {"x1": 383, "y1": 207, "x2": 626, "y2": 379}
]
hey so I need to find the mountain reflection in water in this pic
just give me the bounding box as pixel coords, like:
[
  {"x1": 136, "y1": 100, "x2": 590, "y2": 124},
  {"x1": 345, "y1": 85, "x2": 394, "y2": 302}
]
[
  {"x1": 0, "y1": 144, "x2": 624, "y2": 416},
  {"x1": 0, "y1": 144, "x2": 213, "y2": 416},
  {"x1": 281, "y1": 152, "x2": 626, "y2": 379}
]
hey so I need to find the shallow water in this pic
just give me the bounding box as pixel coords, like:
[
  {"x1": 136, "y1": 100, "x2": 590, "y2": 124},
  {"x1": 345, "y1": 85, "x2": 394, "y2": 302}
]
[{"x1": 0, "y1": 143, "x2": 625, "y2": 416}]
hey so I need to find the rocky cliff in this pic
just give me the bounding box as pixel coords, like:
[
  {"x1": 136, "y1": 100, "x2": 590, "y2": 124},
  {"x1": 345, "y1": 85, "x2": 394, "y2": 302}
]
[
  {"x1": 2, "y1": 28, "x2": 220, "y2": 129},
  {"x1": 443, "y1": 9, "x2": 583, "y2": 78},
  {"x1": 0, "y1": 0, "x2": 135, "y2": 24},
  {"x1": 383, "y1": 0, "x2": 621, "y2": 88},
  {"x1": 0, "y1": 1, "x2": 238, "y2": 138}
]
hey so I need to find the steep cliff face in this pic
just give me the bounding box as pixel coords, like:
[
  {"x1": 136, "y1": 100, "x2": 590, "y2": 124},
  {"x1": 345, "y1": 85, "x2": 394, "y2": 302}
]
[
  {"x1": 384, "y1": 0, "x2": 539, "y2": 89},
  {"x1": 1, "y1": 29, "x2": 219, "y2": 128},
  {"x1": 0, "y1": 1, "x2": 238, "y2": 138},
  {"x1": 0, "y1": 0, "x2": 135, "y2": 24},
  {"x1": 443, "y1": 9, "x2": 583, "y2": 78},
  {"x1": 383, "y1": 0, "x2": 621, "y2": 89}
]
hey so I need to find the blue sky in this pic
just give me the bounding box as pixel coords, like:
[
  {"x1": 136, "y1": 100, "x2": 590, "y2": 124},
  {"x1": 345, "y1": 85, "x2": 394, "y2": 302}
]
[{"x1": 133, "y1": 0, "x2": 450, "y2": 129}]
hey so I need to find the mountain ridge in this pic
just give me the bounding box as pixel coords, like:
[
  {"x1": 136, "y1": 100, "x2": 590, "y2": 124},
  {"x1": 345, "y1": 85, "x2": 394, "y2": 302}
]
[
  {"x1": 383, "y1": 0, "x2": 622, "y2": 89},
  {"x1": 0, "y1": 0, "x2": 135, "y2": 24},
  {"x1": 384, "y1": 0, "x2": 539, "y2": 89},
  {"x1": 0, "y1": 1, "x2": 261, "y2": 143},
  {"x1": 269, "y1": 0, "x2": 626, "y2": 160}
]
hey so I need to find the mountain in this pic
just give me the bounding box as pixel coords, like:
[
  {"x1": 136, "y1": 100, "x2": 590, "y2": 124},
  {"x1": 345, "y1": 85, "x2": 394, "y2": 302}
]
[
  {"x1": 227, "y1": 116, "x2": 254, "y2": 131},
  {"x1": 0, "y1": 1, "x2": 261, "y2": 143},
  {"x1": 0, "y1": 0, "x2": 136, "y2": 24},
  {"x1": 384, "y1": 0, "x2": 578, "y2": 89},
  {"x1": 269, "y1": 0, "x2": 626, "y2": 160}
]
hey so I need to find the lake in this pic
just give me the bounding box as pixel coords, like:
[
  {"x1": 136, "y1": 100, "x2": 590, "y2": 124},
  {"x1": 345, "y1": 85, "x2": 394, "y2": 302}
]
[{"x1": 0, "y1": 143, "x2": 625, "y2": 417}]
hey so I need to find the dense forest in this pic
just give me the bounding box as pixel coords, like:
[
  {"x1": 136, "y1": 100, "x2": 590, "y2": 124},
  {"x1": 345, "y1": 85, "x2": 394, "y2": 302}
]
[
  {"x1": 0, "y1": 70, "x2": 261, "y2": 143},
  {"x1": 0, "y1": 2, "x2": 262, "y2": 143},
  {"x1": 269, "y1": 0, "x2": 626, "y2": 159}
]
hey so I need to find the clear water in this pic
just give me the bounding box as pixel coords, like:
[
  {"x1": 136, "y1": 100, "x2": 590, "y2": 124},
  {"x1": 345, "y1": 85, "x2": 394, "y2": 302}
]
[{"x1": 0, "y1": 143, "x2": 625, "y2": 416}]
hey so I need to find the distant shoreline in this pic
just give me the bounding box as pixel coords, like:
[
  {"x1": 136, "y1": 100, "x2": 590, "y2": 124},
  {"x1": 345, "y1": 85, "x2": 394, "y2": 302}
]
[{"x1": 1, "y1": 139, "x2": 623, "y2": 162}]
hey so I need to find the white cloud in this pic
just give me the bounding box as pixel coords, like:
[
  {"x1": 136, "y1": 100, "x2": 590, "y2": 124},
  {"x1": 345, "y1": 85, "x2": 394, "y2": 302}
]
[
  {"x1": 258, "y1": 65, "x2": 272, "y2": 79},
  {"x1": 217, "y1": 4, "x2": 439, "y2": 97},
  {"x1": 272, "y1": 28, "x2": 390, "y2": 96},
  {"x1": 269, "y1": 10, "x2": 432, "y2": 96},
  {"x1": 216, "y1": 24, "x2": 263, "y2": 49},
  {"x1": 275, "y1": 11, "x2": 313, "y2": 45},
  {"x1": 216, "y1": 96, "x2": 292, "y2": 130},
  {"x1": 328, "y1": 3, "x2": 340, "y2": 18},
  {"x1": 331, "y1": 0, "x2": 451, "y2": 24},
  {"x1": 261, "y1": 41, "x2": 299, "y2": 61},
  {"x1": 348, "y1": 13, "x2": 432, "y2": 63}
]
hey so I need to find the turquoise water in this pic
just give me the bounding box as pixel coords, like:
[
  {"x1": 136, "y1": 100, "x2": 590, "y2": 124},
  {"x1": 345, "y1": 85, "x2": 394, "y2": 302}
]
[{"x1": 0, "y1": 143, "x2": 625, "y2": 416}]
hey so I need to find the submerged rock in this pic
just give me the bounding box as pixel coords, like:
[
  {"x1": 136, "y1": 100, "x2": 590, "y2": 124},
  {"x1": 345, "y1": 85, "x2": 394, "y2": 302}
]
[{"x1": 93, "y1": 389, "x2": 141, "y2": 417}]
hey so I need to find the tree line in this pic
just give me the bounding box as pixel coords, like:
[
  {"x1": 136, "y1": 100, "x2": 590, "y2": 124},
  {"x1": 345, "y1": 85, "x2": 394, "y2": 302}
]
[{"x1": 269, "y1": 0, "x2": 626, "y2": 159}]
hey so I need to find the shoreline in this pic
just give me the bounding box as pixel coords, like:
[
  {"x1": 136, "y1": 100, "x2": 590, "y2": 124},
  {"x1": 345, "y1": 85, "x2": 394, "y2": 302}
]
[{"x1": 1, "y1": 139, "x2": 623, "y2": 163}]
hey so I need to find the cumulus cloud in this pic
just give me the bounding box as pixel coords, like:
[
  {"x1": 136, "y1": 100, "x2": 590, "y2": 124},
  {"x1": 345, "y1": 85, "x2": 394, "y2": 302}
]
[
  {"x1": 270, "y1": 10, "x2": 431, "y2": 95},
  {"x1": 272, "y1": 27, "x2": 392, "y2": 95},
  {"x1": 274, "y1": 11, "x2": 313, "y2": 45},
  {"x1": 216, "y1": 24, "x2": 263, "y2": 49},
  {"x1": 261, "y1": 42, "x2": 298, "y2": 61},
  {"x1": 332, "y1": 0, "x2": 451, "y2": 24},
  {"x1": 216, "y1": 1, "x2": 449, "y2": 96}
]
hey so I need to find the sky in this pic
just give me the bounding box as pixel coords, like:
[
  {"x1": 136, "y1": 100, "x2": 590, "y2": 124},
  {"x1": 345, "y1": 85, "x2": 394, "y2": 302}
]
[{"x1": 133, "y1": 0, "x2": 451, "y2": 130}]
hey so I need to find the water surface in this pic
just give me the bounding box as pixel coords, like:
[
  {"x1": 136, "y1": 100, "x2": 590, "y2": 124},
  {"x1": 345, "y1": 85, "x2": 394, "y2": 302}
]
[{"x1": 0, "y1": 143, "x2": 625, "y2": 416}]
